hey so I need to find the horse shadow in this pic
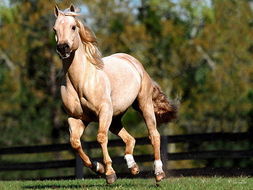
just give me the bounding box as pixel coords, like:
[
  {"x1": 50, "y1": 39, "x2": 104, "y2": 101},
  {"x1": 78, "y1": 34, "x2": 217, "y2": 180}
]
[{"x1": 22, "y1": 182, "x2": 158, "y2": 189}]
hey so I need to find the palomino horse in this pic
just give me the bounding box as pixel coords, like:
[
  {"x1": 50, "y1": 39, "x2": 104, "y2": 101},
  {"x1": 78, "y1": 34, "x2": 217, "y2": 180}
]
[{"x1": 53, "y1": 5, "x2": 177, "y2": 184}]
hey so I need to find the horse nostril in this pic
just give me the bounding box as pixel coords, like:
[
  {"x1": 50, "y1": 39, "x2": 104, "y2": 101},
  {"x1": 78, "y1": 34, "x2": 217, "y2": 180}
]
[
  {"x1": 56, "y1": 44, "x2": 62, "y2": 52},
  {"x1": 57, "y1": 43, "x2": 70, "y2": 53},
  {"x1": 64, "y1": 43, "x2": 70, "y2": 51}
]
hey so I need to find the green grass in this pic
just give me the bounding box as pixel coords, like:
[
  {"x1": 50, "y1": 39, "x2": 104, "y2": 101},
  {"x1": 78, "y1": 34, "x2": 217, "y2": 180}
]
[{"x1": 0, "y1": 177, "x2": 253, "y2": 190}]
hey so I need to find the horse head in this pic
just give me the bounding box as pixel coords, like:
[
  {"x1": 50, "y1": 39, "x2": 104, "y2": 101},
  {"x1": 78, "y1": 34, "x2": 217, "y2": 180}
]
[{"x1": 53, "y1": 5, "x2": 80, "y2": 59}]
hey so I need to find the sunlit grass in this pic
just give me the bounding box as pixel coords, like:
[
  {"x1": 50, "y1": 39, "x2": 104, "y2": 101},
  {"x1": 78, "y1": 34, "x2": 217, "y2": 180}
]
[{"x1": 0, "y1": 177, "x2": 253, "y2": 190}]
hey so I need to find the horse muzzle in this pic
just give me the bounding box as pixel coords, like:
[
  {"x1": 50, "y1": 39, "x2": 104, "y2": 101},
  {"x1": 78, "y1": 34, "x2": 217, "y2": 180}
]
[{"x1": 56, "y1": 43, "x2": 71, "y2": 59}]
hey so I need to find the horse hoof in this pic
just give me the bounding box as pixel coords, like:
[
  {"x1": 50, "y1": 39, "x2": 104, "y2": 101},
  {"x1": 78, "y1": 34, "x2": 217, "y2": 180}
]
[
  {"x1": 91, "y1": 161, "x2": 105, "y2": 175},
  {"x1": 106, "y1": 173, "x2": 117, "y2": 184},
  {"x1": 155, "y1": 172, "x2": 166, "y2": 183},
  {"x1": 130, "y1": 164, "x2": 139, "y2": 175}
]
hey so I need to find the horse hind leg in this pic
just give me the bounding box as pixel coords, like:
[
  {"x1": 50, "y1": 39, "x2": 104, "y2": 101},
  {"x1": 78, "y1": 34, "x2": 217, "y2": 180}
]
[
  {"x1": 68, "y1": 117, "x2": 105, "y2": 175},
  {"x1": 135, "y1": 98, "x2": 166, "y2": 182},
  {"x1": 110, "y1": 116, "x2": 139, "y2": 175}
]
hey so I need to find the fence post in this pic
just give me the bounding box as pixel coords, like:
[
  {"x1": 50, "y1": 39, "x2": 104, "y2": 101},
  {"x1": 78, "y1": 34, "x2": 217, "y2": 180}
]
[
  {"x1": 75, "y1": 153, "x2": 83, "y2": 179},
  {"x1": 160, "y1": 135, "x2": 168, "y2": 175}
]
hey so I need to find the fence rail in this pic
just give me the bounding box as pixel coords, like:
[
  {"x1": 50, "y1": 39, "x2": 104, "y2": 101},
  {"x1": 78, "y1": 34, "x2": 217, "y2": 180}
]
[{"x1": 0, "y1": 132, "x2": 252, "y2": 180}]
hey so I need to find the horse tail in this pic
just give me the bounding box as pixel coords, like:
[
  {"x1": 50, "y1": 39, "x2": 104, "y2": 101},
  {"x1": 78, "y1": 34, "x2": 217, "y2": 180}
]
[{"x1": 152, "y1": 82, "x2": 177, "y2": 125}]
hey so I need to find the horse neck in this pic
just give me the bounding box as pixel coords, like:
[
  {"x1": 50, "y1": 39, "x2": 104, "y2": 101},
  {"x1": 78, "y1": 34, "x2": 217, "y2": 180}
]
[{"x1": 62, "y1": 44, "x2": 97, "y2": 91}]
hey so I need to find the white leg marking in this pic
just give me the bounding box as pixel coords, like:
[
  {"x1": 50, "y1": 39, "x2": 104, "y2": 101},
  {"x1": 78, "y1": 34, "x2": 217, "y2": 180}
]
[
  {"x1": 124, "y1": 154, "x2": 136, "y2": 168},
  {"x1": 154, "y1": 160, "x2": 164, "y2": 175}
]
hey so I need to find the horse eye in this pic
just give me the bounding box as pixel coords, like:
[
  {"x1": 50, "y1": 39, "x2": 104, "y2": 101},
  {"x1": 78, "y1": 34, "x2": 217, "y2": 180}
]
[{"x1": 72, "y1": 26, "x2": 76, "y2": 31}]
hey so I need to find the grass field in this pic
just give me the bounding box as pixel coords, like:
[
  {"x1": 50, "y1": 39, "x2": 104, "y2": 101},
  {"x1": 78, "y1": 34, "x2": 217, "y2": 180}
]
[{"x1": 0, "y1": 177, "x2": 252, "y2": 190}]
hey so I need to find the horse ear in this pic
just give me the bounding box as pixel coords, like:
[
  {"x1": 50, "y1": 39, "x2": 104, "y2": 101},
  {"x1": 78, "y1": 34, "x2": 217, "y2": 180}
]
[
  {"x1": 54, "y1": 5, "x2": 59, "y2": 17},
  {"x1": 70, "y1": 4, "x2": 75, "y2": 12}
]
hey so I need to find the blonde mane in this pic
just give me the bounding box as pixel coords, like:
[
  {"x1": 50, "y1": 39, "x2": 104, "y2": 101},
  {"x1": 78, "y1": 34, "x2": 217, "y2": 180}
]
[
  {"x1": 75, "y1": 19, "x2": 104, "y2": 69},
  {"x1": 62, "y1": 11, "x2": 104, "y2": 69}
]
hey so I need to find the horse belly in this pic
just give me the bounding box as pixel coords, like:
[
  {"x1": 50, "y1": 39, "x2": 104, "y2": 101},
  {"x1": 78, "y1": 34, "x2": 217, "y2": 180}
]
[
  {"x1": 111, "y1": 83, "x2": 140, "y2": 115},
  {"x1": 103, "y1": 57, "x2": 142, "y2": 115}
]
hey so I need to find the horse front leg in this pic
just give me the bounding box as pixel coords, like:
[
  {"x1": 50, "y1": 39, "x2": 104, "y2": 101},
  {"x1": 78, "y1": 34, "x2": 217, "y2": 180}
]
[
  {"x1": 97, "y1": 104, "x2": 117, "y2": 184},
  {"x1": 68, "y1": 117, "x2": 105, "y2": 175}
]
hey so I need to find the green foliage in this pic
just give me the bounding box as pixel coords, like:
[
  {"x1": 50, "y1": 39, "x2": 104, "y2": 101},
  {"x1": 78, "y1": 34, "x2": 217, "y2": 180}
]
[{"x1": 0, "y1": 0, "x2": 67, "y2": 146}]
